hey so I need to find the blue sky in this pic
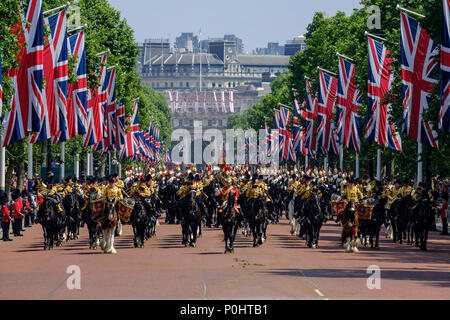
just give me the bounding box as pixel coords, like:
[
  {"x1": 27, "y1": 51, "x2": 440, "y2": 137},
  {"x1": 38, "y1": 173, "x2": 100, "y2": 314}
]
[{"x1": 108, "y1": 0, "x2": 362, "y2": 53}]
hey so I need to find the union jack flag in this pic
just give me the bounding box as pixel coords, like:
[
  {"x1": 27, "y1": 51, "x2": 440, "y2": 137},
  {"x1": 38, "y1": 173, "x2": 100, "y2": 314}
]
[
  {"x1": 2, "y1": 0, "x2": 44, "y2": 147},
  {"x1": 316, "y1": 71, "x2": 338, "y2": 155},
  {"x1": 440, "y1": 0, "x2": 450, "y2": 132},
  {"x1": 336, "y1": 57, "x2": 362, "y2": 153},
  {"x1": 47, "y1": 10, "x2": 69, "y2": 144},
  {"x1": 115, "y1": 99, "x2": 126, "y2": 149},
  {"x1": 277, "y1": 105, "x2": 294, "y2": 161},
  {"x1": 119, "y1": 131, "x2": 138, "y2": 160},
  {"x1": 400, "y1": 12, "x2": 438, "y2": 148},
  {"x1": 103, "y1": 69, "x2": 117, "y2": 152},
  {"x1": 129, "y1": 99, "x2": 139, "y2": 133},
  {"x1": 329, "y1": 123, "x2": 340, "y2": 155},
  {"x1": 84, "y1": 54, "x2": 107, "y2": 147},
  {"x1": 67, "y1": 31, "x2": 87, "y2": 139},
  {"x1": 365, "y1": 37, "x2": 402, "y2": 152},
  {"x1": 301, "y1": 80, "x2": 318, "y2": 155},
  {"x1": 92, "y1": 58, "x2": 112, "y2": 152},
  {"x1": 292, "y1": 90, "x2": 303, "y2": 154},
  {"x1": 32, "y1": 10, "x2": 69, "y2": 144}
]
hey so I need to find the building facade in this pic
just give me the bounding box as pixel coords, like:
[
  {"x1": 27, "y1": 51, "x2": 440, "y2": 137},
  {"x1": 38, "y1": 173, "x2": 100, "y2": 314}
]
[{"x1": 136, "y1": 39, "x2": 291, "y2": 163}]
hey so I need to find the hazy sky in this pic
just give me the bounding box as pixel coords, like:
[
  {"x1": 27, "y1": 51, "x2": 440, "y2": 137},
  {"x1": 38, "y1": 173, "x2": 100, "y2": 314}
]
[{"x1": 108, "y1": 0, "x2": 362, "y2": 53}]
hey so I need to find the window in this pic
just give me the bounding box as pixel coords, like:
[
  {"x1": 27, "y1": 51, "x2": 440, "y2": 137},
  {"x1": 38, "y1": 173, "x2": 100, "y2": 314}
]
[
  {"x1": 170, "y1": 82, "x2": 173, "y2": 88},
  {"x1": 186, "y1": 82, "x2": 190, "y2": 88},
  {"x1": 218, "y1": 120, "x2": 222, "y2": 127},
  {"x1": 180, "y1": 82, "x2": 183, "y2": 88},
  {"x1": 212, "y1": 82, "x2": 216, "y2": 88},
  {"x1": 208, "y1": 120, "x2": 212, "y2": 127},
  {"x1": 179, "y1": 120, "x2": 182, "y2": 127}
]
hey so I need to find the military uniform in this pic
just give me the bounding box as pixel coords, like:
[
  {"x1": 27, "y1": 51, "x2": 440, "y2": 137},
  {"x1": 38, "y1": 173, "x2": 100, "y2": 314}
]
[
  {"x1": 341, "y1": 184, "x2": 363, "y2": 202},
  {"x1": 104, "y1": 184, "x2": 123, "y2": 201}
]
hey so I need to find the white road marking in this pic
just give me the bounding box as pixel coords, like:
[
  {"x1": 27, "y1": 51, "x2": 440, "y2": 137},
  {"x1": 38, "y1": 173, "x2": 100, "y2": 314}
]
[
  {"x1": 298, "y1": 269, "x2": 328, "y2": 299},
  {"x1": 314, "y1": 289, "x2": 325, "y2": 297}
]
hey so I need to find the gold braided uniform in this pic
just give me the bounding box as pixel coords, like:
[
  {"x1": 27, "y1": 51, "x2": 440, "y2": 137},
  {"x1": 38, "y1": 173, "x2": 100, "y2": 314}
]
[
  {"x1": 246, "y1": 183, "x2": 262, "y2": 200},
  {"x1": 341, "y1": 185, "x2": 363, "y2": 202},
  {"x1": 301, "y1": 184, "x2": 315, "y2": 200},
  {"x1": 103, "y1": 185, "x2": 123, "y2": 201},
  {"x1": 238, "y1": 180, "x2": 251, "y2": 195},
  {"x1": 400, "y1": 185, "x2": 412, "y2": 198},
  {"x1": 177, "y1": 184, "x2": 191, "y2": 200},
  {"x1": 384, "y1": 185, "x2": 399, "y2": 209},
  {"x1": 115, "y1": 179, "x2": 125, "y2": 189}
]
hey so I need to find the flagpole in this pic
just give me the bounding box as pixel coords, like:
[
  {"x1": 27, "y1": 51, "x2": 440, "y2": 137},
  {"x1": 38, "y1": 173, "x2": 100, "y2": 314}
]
[
  {"x1": 27, "y1": 138, "x2": 33, "y2": 179},
  {"x1": 61, "y1": 142, "x2": 65, "y2": 180},
  {"x1": 324, "y1": 155, "x2": 328, "y2": 173},
  {"x1": 417, "y1": 142, "x2": 423, "y2": 184},
  {"x1": 339, "y1": 144, "x2": 344, "y2": 171},
  {"x1": 377, "y1": 148, "x2": 381, "y2": 181},
  {"x1": 0, "y1": 146, "x2": 4, "y2": 192},
  {"x1": 74, "y1": 154, "x2": 79, "y2": 179},
  {"x1": 0, "y1": 101, "x2": 5, "y2": 192},
  {"x1": 117, "y1": 151, "x2": 121, "y2": 179},
  {"x1": 355, "y1": 152, "x2": 360, "y2": 178}
]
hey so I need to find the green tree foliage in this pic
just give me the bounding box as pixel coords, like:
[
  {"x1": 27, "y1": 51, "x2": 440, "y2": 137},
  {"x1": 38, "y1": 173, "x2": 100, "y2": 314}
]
[
  {"x1": 1, "y1": 0, "x2": 172, "y2": 177},
  {"x1": 229, "y1": 1, "x2": 448, "y2": 181}
]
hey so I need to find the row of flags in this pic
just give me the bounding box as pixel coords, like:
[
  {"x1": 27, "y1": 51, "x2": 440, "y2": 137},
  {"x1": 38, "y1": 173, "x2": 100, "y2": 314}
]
[
  {"x1": 168, "y1": 90, "x2": 235, "y2": 113},
  {"x1": 0, "y1": 0, "x2": 164, "y2": 164},
  {"x1": 118, "y1": 99, "x2": 164, "y2": 164},
  {"x1": 262, "y1": 3, "x2": 450, "y2": 163}
]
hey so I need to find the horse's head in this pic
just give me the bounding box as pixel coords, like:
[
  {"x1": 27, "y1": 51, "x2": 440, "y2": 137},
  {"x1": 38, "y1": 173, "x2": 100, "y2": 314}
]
[{"x1": 344, "y1": 200, "x2": 357, "y2": 226}]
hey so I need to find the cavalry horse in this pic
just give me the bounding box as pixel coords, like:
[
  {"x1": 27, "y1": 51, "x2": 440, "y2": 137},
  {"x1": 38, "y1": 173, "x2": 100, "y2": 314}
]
[
  {"x1": 63, "y1": 191, "x2": 83, "y2": 241},
  {"x1": 130, "y1": 199, "x2": 148, "y2": 248},
  {"x1": 98, "y1": 198, "x2": 118, "y2": 254},
  {"x1": 220, "y1": 190, "x2": 239, "y2": 253},
  {"x1": 359, "y1": 197, "x2": 386, "y2": 249},
  {"x1": 248, "y1": 195, "x2": 268, "y2": 247},
  {"x1": 302, "y1": 192, "x2": 323, "y2": 248},
  {"x1": 203, "y1": 179, "x2": 220, "y2": 227},
  {"x1": 37, "y1": 195, "x2": 61, "y2": 250},
  {"x1": 142, "y1": 195, "x2": 161, "y2": 239},
  {"x1": 341, "y1": 200, "x2": 360, "y2": 252},
  {"x1": 181, "y1": 190, "x2": 202, "y2": 247},
  {"x1": 411, "y1": 195, "x2": 434, "y2": 251},
  {"x1": 81, "y1": 196, "x2": 101, "y2": 250}
]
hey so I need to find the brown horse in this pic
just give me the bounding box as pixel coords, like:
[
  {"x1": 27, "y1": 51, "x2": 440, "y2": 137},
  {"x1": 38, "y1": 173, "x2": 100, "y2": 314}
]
[
  {"x1": 341, "y1": 200, "x2": 360, "y2": 252},
  {"x1": 99, "y1": 198, "x2": 118, "y2": 254}
]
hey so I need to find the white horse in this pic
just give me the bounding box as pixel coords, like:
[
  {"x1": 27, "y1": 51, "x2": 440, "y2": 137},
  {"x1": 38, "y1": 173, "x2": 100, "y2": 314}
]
[{"x1": 288, "y1": 192, "x2": 300, "y2": 236}]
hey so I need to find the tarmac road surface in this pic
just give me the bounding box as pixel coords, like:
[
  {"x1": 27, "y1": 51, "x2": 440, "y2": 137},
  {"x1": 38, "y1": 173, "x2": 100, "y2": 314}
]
[{"x1": 0, "y1": 216, "x2": 448, "y2": 300}]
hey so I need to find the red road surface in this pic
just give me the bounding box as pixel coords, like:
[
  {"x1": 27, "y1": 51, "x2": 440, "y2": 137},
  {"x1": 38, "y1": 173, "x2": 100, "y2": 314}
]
[{"x1": 0, "y1": 217, "x2": 448, "y2": 300}]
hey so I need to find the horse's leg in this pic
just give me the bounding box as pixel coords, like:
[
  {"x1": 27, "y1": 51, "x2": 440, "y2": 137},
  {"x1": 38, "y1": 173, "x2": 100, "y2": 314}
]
[
  {"x1": 224, "y1": 224, "x2": 229, "y2": 253},
  {"x1": 43, "y1": 226, "x2": 48, "y2": 250}
]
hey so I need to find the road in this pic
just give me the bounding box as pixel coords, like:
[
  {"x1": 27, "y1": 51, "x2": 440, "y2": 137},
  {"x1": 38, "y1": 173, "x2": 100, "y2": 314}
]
[{"x1": 0, "y1": 216, "x2": 448, "y2": 300}]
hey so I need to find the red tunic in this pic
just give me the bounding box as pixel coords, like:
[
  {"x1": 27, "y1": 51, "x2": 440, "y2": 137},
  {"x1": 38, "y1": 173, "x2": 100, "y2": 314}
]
[
  {"x1": 13, "y1": 200, "x2": 23, "y2": 219},
  {"x1": 2, "y1": 206, "x2": 11, "y2": 223},
  {"x1": 438, "y1": 201, "x2": 448, "y2": 218}
]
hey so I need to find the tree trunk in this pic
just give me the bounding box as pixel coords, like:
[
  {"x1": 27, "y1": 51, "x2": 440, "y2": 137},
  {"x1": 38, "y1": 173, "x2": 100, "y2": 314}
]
[
  {"x1": 5, "y1": 161, "x2": 14, "y2": 195},
  {"x1": 17, "y1": 161, "x2": 25, "y2": 191}
]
